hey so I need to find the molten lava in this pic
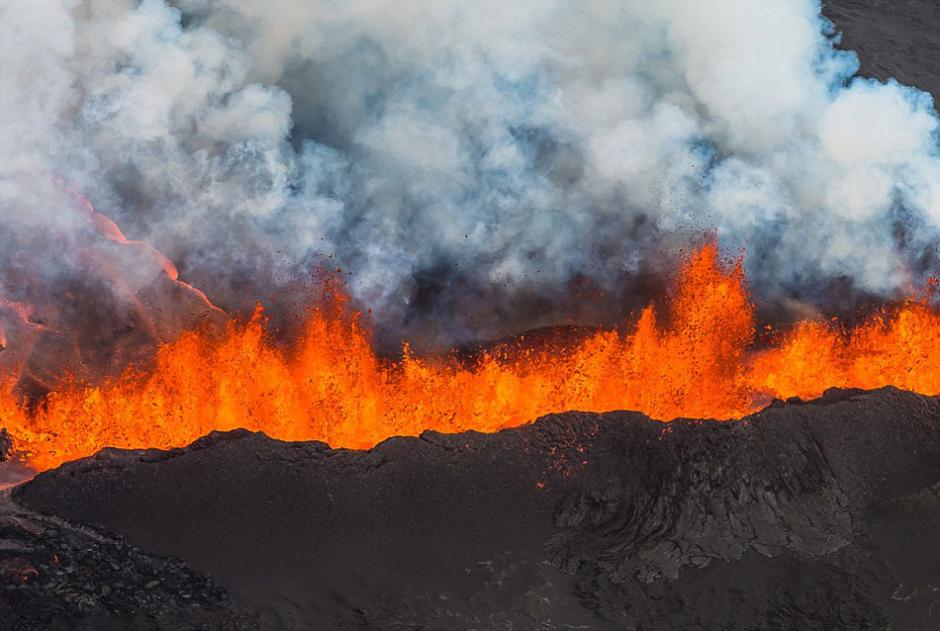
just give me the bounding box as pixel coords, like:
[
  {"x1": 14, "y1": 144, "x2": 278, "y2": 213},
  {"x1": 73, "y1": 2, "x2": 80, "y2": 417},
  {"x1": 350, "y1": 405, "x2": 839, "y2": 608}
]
[
  {"x1": 68, "y1": 188, "x2": 223, "y2": 315},
  {"x1": 3, "y1": 243, "x2": 940, "y2": 470}
]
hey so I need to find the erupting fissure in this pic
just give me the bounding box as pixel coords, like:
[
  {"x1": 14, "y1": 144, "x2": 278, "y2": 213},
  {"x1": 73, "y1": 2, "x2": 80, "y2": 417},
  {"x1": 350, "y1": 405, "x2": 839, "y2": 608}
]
[{"x1": 3, "y1": 243, "x2": 940, "y2": 471}]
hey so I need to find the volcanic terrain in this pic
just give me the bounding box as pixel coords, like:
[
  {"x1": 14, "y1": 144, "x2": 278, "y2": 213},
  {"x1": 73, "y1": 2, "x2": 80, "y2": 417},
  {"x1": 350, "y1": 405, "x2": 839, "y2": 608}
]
[
  {"x1": 3, "y1": 388, "x2": 940, "y2": 629},
  {"x1": 4, "y1": 1, "x2": 940, "y2": 629}
]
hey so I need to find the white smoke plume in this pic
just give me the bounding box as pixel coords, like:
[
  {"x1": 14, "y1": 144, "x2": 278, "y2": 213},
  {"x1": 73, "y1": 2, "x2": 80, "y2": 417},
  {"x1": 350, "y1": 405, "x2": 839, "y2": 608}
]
[{"x1": 3, "y1": 0, "x2": 940, "y2": 354}]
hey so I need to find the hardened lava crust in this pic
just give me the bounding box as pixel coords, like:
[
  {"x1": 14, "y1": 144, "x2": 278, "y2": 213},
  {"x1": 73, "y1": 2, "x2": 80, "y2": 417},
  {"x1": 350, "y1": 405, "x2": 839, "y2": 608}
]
[{"x1": 6, "y1": 387, "x2": 940, "y2": 630}]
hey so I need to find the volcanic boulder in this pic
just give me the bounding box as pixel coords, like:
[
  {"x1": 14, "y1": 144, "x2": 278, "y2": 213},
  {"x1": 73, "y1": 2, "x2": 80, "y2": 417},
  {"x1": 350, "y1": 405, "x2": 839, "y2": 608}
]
[{"x1": 0, "y1": 430, "x2": 11, "y2": 463}]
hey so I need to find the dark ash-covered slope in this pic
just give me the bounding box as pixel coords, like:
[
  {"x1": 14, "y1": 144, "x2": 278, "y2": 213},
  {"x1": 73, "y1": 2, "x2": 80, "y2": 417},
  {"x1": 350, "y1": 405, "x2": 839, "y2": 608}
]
[{"x1": 10, "y1": 387, "x2": 940, "y2": 630}]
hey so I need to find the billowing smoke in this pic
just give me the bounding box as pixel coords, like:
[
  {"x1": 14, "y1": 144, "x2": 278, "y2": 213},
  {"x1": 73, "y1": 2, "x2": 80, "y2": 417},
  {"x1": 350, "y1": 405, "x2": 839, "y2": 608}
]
[{"x1": 3, "y1": 0, "x2": 940, "y2": 365}]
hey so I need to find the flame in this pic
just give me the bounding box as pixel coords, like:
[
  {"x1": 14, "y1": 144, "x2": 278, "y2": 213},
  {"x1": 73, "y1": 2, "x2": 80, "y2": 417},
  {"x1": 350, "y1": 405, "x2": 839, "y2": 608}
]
[{"x1": 3, "y1": 243, "x2": 940, "y2": 470}]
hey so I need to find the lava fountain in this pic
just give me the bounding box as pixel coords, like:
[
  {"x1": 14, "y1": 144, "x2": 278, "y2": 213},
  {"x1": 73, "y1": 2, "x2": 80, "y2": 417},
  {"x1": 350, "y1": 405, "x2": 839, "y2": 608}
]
[{"x1": 3, "y1": 239, "x2": 940, "y2": 471}]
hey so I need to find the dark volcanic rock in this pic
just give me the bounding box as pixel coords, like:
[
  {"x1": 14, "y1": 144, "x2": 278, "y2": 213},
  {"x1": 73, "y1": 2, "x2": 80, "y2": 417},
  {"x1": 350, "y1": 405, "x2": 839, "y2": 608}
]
[
  {"x1": 11, "y1": 387, "x2": 940, "y2": 630},
  {"x1": 0, "y1": 430, "x2": 11, "y2": 463},
  {"x1": 0, "y1": 489, "x2": 247, "y2": 631}
]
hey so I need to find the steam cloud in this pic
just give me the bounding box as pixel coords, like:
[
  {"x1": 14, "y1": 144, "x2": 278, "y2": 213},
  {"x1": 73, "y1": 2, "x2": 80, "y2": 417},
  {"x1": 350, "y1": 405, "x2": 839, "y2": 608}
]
[{"x1": 3, "y1": 0, "x2": 940, "y2": 355}]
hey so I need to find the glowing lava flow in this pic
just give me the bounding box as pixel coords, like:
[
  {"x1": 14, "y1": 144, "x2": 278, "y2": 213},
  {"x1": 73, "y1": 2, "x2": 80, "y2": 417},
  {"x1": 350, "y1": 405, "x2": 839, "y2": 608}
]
[
  {"x1": 3, "y1": 243, "x2": 940, "y2": 470},
  {"x1": 68, "y1": 190, "x2": 223, "y2": 315}
]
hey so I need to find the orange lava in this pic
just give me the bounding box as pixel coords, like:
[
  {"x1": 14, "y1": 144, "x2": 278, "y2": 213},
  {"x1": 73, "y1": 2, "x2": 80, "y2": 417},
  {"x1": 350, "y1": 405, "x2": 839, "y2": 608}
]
[
  {"x1": 3, "y1": 243, "x2": 940, "y2": 470},
  {"x1": 70, "y1": 190, "x2": 223, "y2": 315}
]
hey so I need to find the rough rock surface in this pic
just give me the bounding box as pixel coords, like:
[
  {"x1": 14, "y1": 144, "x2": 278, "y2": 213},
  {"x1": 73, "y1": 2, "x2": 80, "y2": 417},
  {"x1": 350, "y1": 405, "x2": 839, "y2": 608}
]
[
  {"x1": 10, "y1": 387, "x2": 940, "y2": 630},
  {"x1": 0, "y1": 488, "x2": 248, "y2": 630},
  {"x1": 0, "y1": 430, "x2": 11, "y2": 463}
]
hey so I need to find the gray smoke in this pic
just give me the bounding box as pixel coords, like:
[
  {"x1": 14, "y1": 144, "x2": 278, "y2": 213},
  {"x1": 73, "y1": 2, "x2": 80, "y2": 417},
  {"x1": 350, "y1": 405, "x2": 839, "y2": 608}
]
[{"x1": 3, "y1": 0, "x2": 940, "y2": 354}]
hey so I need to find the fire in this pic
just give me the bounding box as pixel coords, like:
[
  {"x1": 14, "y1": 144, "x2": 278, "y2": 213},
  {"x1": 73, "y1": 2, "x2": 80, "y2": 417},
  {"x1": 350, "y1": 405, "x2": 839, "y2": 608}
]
[{"x1": 3, "y1": 243, "x2": 940, "y2": 471}]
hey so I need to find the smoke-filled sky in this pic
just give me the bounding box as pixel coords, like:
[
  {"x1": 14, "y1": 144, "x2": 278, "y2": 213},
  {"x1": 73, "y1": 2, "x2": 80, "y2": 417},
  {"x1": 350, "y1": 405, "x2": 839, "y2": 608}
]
[{"x1": 4, "y1": 0, "x2": 940, "y2": 352}]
